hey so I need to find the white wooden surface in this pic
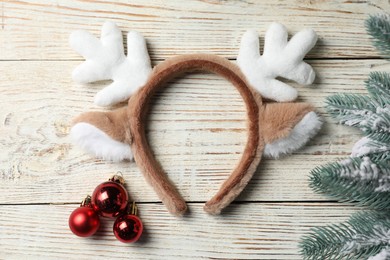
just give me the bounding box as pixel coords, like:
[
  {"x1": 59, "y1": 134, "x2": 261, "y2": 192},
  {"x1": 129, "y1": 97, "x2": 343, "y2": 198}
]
[{"x1": 1, "y1": 1, "x2": 389, "y2": 259}]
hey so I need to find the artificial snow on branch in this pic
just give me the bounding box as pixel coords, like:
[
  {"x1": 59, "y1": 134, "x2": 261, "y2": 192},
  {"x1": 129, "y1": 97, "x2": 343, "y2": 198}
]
[
  {"x1": 326, "y1": 71, "x2": 390, "y2": 162},
  {"x1": 300, "y1": 211, "x2": 390, "y2": 260},
  {"x1": 326, "y1": 72, "x2": 390, "y2": 133},
  {"x1": 301, "y1": 13, "x2": 390, "y2": 260},
  {"x1": 310, "y1": 157, "x2": 390, "y2": 210},
  {"x1": 368, "y1": 248, "x2": 390, "y2": 260},
  {"x1": 352, "y1": 132, "x2": 390, "y2": 160},
  {"x1": 70, "y1": 22, "x2": 152, "y2": 106},
  {"x1": 237, "y1": 23, "x2": 317, "y2": 102}
]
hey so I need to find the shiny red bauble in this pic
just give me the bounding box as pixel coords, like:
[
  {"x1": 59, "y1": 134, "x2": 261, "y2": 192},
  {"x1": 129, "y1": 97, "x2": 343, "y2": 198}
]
[
  {"x1": 91, "y1": 181, "x2": 128, "y2": 218},
  {"x1": 69, "y1": 206, "x2": 100, "y2": 237},
  {"x1": 113, "y1": 214, "x2": 143, "y2": 243}
]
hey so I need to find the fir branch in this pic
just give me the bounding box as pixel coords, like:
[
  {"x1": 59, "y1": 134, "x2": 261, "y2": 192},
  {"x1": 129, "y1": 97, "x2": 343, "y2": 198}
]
[
  {"x1": 352, "y1": 134, "x2": 390, "y2": 158},
  {"x1": 301, "y1": 14, "x2": 390, "y2": 260},
  {"x1": 326, "y1": 94, "x2": 375, "y2": 125},
  {"x1": 366, "y1": 108, "x2": 390, "y2": 132},
  {"x1": 369, "y1": 151, "x2": 390, "y2": 164},
  {"x1": 326, "y1": 93, "x2": 377, "y2": 113},
  {"x1": 368, "y1": 247, "x2": 390, "y2": 260},
  {"x1": 326, "y1": 93, "x2": 389, "y2": 132},
  {"x1": 366, "y1": 14, "x2": 390, "y2": 57},
  {"x1": 300, "y1": 211, "x2": 390, "y2": 260},
  {"x1": 365, "y1": 130, "x2": 390, "y2": 144},
  {"x1": 309, "y1": 157, "x2": 390, "y2": 209},
  {"x1": 366, "y1": 72, "x2": 390, "y2": 102}
]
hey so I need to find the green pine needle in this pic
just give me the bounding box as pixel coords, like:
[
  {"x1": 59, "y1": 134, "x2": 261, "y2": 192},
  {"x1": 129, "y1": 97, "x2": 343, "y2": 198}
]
[
  {"x1": 365, "y1": 130, "x2": 390, "y2": 144},
  {"x1": 326, "y1": 72, "x2": 390, "y2": 132},
  {"x1": 354, "y1": 132, "x2": 390, "y2": 160},
  {"x1": 325, "y1": 94, "x2": 389, "y2": 131},
  {"x1": 369, "y1": 151, "x2": 390, "y2": 163},
  {"x1": 366, "y1": 14, "x2": 390, "y2": 57},
  {"x1": 325, "y1": 94, "x2": 377, "y2": 126},
  {"x1": 301, "y1": 14, "x2": 390, "y2": 260},
  {"x1": 300, "y1": 211, "x2": 390, "y2": 260},
  {"x1": 366, "y1": 72, "x2": 390, "y2": 101},
  {"x1": 309, "y1": 157, "x2": 390, "y2": 210},
  {"x1": 326, "y1": 93, "x2": 377, "y2": 113}
]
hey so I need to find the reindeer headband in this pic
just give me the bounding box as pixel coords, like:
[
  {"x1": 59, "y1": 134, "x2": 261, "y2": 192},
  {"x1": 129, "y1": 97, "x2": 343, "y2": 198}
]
[{"x1": 70, "y1": 22, "x2": 322, "y2": 216}]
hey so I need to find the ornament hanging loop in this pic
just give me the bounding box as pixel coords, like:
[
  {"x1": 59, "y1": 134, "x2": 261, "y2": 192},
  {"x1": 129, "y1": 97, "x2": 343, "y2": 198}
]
[
  {"x1": 127, "y1": 201, "x2": 138, "y2": 216},
  {"x1": 109, "y1": 172, "x2": 125, "y2": 185},
  {"x1": 80, "y1": 195, "x2": 92, "y2": 207}
]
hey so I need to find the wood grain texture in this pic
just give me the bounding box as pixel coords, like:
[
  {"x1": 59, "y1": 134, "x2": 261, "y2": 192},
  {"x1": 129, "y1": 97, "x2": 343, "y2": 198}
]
[
  {"x1": 0, "y1": 203, "x2": 357, "y2": 259},
  {"x1": 1, "y1": 59, "x2": 387, "y2": 204},
  {"x1": 1, "y1": 0, "x2": 389, "y2": 60},
  {"x1": 1, "y1": 1, "x2": 386, "y2": 258}
]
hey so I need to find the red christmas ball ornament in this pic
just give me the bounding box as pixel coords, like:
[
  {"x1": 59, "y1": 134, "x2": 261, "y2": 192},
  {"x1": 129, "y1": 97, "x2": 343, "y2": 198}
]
[
  {"x1": 69, "y1": 196, "x2": 100, "y2": 237},
  {"x1": 113, "y1": 202, "x2": 143, "y2": 243},
  {"x1": 92, "y1": 175, "x2": 128, "y2": 218}
]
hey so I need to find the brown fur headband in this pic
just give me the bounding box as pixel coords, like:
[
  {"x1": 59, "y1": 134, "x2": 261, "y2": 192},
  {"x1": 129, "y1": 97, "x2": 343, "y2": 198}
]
[{"x1": 70, "y1": 22, "x2": 322, "y2": 216}]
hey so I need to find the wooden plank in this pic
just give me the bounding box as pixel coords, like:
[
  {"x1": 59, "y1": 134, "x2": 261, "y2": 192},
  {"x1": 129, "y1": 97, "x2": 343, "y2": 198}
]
[
  {"x1": 1, "y1": 0, "x2": 388, "y2": 60},
  {"x1": 1, "y1": 59, "x2": 387, "y2": 204},
  {"x1": 0, "y1": 203, "x2": 357, "y2": 259}
]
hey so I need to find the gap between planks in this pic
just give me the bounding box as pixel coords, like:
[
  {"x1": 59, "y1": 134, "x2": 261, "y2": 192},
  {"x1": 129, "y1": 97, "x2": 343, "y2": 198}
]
[{"x1": 0, "y1": 200, "x2": 340, "y2": 206}]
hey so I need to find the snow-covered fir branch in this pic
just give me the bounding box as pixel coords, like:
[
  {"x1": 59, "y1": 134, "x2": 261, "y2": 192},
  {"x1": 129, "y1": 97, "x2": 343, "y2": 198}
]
[
  {"x1": 302, "y1": 13, "x2": 390, "y2": 260},
  {"x1": 352, "y1": 132, "x2": 390, "y2": 161},
  {"x1": 310, "y1": 157, "x2": 390, "y2": 209},
  {"x1": 368, "y1": 247, "x2": 390, "y2": 260},
  {"x1": 300, "y1": 211, "x2": 390, "y2": 260},
  {"x1": 326, "y1": 72, "x2": 390, "y2": 133}
]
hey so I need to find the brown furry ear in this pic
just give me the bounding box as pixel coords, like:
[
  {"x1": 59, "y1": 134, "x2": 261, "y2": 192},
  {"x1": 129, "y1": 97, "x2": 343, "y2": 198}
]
[
  {"x1": 70, "y1": 107, "x2": 133, "y2": 161},
  {"x1": 72, "y1": 107, "x2": 130, "y2": 143},
  {"x1": 259, "y1": 102, "x2": 322, "y2": 158},
  {"x1": 260, "y1": 103, "x2": 313, "y2": 143}
]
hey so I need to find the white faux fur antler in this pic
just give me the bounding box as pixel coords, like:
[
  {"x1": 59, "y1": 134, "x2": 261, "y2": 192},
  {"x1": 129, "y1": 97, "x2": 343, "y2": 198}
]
[
  {"x1": 69, "y1": 22, "x2": 152, "y2": 106},
  {"x1": 237, "y1": 23, "x2": 317, "y2": 102}
]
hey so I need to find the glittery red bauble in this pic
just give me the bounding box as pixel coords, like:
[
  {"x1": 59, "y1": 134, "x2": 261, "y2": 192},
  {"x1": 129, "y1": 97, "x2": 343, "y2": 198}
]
[
  {"x1": 69, "y1": 206, "x2": 100, "y2": 237},
  {"x1": 91, "y1": 181, "x2": 128, "y2": 218},
  {"x1": 113, "y1": 214, "x2": 143, "y2": 243}
]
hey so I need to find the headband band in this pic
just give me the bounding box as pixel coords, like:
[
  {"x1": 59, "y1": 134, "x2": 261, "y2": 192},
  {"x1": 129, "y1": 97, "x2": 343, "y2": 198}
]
[
  {"x1": 69, "y1": 22, "x2": 322, "y2": 216},
  {"x1": 128, "y1": 54, "x2": 263, "y2": 215}
]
